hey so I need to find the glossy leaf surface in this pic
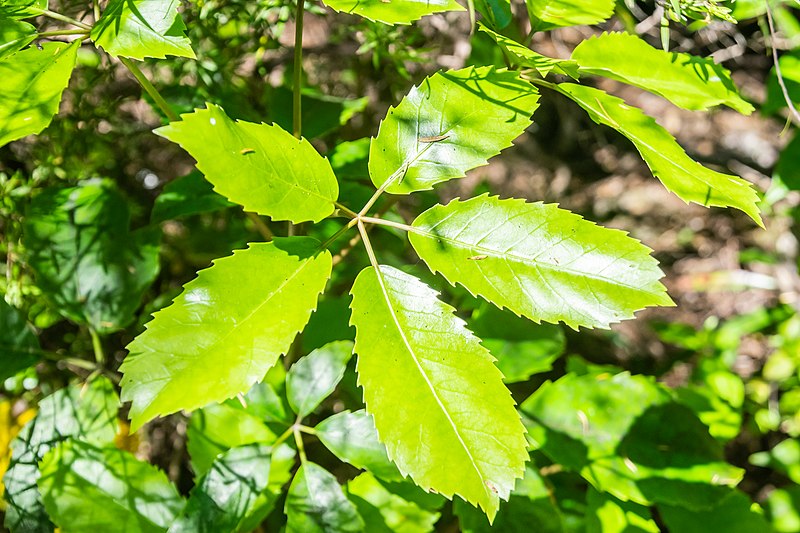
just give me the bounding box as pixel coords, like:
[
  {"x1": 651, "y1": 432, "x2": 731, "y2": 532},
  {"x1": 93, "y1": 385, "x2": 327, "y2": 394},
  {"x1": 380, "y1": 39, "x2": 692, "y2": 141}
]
[
  {"x1": 348, "y1": 472, "x2": 441, "y2": 533},
  {"x1": 521, "y1": 372, "x2": 744, "y2": 509},
  {"x1": 284, "y1": 462, "x2": 364, "y2": 533},
  {"x1": 4, "y1": 379, "x2": 118, "y2": 532},
  {"x1": 409, "y1": 195, "x2": 671, "y2": 329},
  {"x1": 558, "y1": 83, "x2": 762, "y2": 225},
  {"x1": 0, "y1": 41, "x2": 79, "y2": 147},
  {"x1": 156, "y1": 104, "x2": 338, "y2": 223},
  {"x1": 0, "y1": 18, "x2": 35, "y2": 59},
  {"x1": 170, "y1": 444, "x2": 271, "y2": 533},
  {"x1": 321, "y1": 0, "x2": 463, "y2": 25},
  {"x1": 91, "y1": 0, "x2": 195, "y2": 60},
  {"x1": 24, "y1": 179, "x2": 161, "y2": 333},
  {"x1": 479, "y1": 25, "x2": 578, "y2": 78},
  {"x1": 526, "y1": 0, "x2": 615, "y2": 30},
  {"x1": 0, "y1": 299, "x2": 40, "y2": 380},
  {"x1": 350, "y1": 265, "x2": 527, "y2": 520},
  {"x1": 121, "y1": 238, "x2": 331, "y2": 430},
  {"x1": 369, "y1": 66, "x2": 539, "y2": 194},
  {"x1": 286, "y1": 340, "x2": 353, "y2": 418},
  {"x1": 572, "y1": 32, "x2": 753, "y2": 114},
  {"x1": 38, "y1": 441, "x2": 183, "y2": 533},
  {"x1": 315, "y1": 410, "x2": 402, "y2": 482}
]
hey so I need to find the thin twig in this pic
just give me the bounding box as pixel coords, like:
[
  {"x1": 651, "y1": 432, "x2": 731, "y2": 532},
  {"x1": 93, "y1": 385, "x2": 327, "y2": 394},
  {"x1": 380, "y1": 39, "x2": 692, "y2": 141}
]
[
  {"x1": 245, "y1": 212, "x2": 273, "y2": 240},
  {"x1": 119, "y1": 57, "x2": 180, "y2": 122},
  {"x1": 765, "y1": 1, "x2": 800, "y2": 126},
  {"x1": 38, "y1": 9, "x2": 92, "y2": 30}
]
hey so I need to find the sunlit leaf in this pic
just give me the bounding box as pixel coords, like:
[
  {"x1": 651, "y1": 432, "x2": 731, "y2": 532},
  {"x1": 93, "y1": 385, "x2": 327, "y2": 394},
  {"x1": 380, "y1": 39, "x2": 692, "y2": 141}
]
[
  {"x1": 369, "y1": 66, "x2": 539, "y2": 194},
  {"x1": 479, "y1": 25, "x2": 579, "y2": 78},
  {"x1": 350, "y1": 265, "x2": 527, "y2": 520},
  {"x1": 572, "y1": 32, "x2": 753, "y2": 114},
  {"x1": 0, "y1": 18, "x2": 35, "y2": 59},
  {"x1": 348, "y1": 472, "x2": 440, "y2": 533},
  {"x1": 170, "y1": 444, "x2": 271, "y2": 533},
  {"x1": 586, "y1": 489, "x2": 659, "y2": 533},
  {"x1": 558, "y1": 83, "x2": 762, "y2": 226},
  {"x1": 285, "y1": 462, "x2": 364, "y2": 533},
  {"x1": 121, "y1": 238, "x2": 331, "y2": 431},
  {"x1": 3, "y1": 378, "x2": 118, "y2": 532},
  {"x1": 0, "y1": 0, "x2": 46, "y2": 19},
  {"x1": 24, "y1": 179, "x2": 161, "y2": 333},
  {"x1": 321, "y1": 0, "x2": 464, "y2": 25},
  {"x1": 156, "y1": 104, "x2": 339, "y2": 223},
  {"x1": 38, "y1": 441, "x2": 183, "y2": 533},
  {"x1": 286, "y1": 341, "x2": 353, "y2": 418},
  {"x1": 91, "y1": 0, "x2": 195, "y2": 60},
  {"x1": 315, "y1": 410, "x2": 402, "y2": 482},
  {"x1": 526, "y1": 0, "x2": 615, "y2": 30},
  {"x1": 0, "y1": 41, "x2": 79, "y2": 147},
  {"x1": 409, "y1": 195, "x2": 671, "y2": 329}
]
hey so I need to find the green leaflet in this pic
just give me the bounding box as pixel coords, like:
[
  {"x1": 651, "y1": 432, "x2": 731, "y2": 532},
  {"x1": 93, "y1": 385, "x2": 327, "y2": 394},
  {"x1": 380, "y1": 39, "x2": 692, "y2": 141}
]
[
  {"x1": 91, "y1": 0, "x2": 195, "y2": 60},
  {"x1": 156, "y1": 104, "x2": 339, "y2": 224},
  {"x1": 38, "y1": 441, "x2": 184, "y2": 533},
  {"x1": 520, "y1": 372, "x2": 744, "y2": 509},
  {"x1": 349, "y1": 265, "x2": 528, "y2": 521},
  {"x1": 368, "y1": 66, "x2": 539, "y2": 194},
  {"x1": 315, "y1": 410, "x2": 402, "y2": 482},
  {"x1": 586, "y1": 489, "x2": 659, "y2": 533},
  {"x1": 284, "y1": 462, "x2": 365, "y2": 533},
  {"x1": 478, "y1": 25, "x2": 579, "y2": 78},
  {"x1": 0, "y1": 298, "x2": 40, "y2": 381},
  {"x1": 120, "y1": 238, "x2": 332, "y2": 431},
  {"x1": 347, "y1": 472, "x2": 441, "y2": 533},
  {"x1": 0, "y1": 0, "x2": 46, "y2": 18},
  {"x1": 0, "y1": 18, "x2": 35, "y2": 59},
  {"x1": 0, "y1": 41, "x2": 79, "y2": 147},
  {"x1": 526, "y1": 0, "x2": 615, "y2": 30},
  {"x1": 473, "y1": 0, "x2": 512, "y2": 29},
  {"x1": 170, "y1": 444, "x2": 271, "y2": 533},
  {"x1": 286, "y1": 340, "x2": 353, "y2": 418},
  {"x1": 150, "y1": 170, "x2": 234, "y2": 223},
  {"x1": 4, "y1": 378, "x2": 118, "y2": 533},
  {"x1": 321, "y1": 0, "x2": 463, "y2": 25},
  {"x1": 572, "y1": 32, "x2": 753, "y2": 114},
  {"x1": 409, "y1": 195, "x2": 672, "y2": 330},
  {"x1": 659, "y1": 490, "x2": 772, "y2": 533},
  {"x1": 558, "y1": 83, "x2": 763, "y2": 226},
  {"x1": 24, "y1": 179, "x2": 161, "y2": 334}
]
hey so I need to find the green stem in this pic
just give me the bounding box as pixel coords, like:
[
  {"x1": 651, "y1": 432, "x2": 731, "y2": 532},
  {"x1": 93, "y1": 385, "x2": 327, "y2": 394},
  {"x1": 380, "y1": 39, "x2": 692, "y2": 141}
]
[
  {"x1": 334, "y1": 201, "x2": 359, "y2": 219},
  {"x1": 293, "y1": 427, "x2": 308, "y2": 464},
  {"x1": 273, "y1": 425, "x2": 295, "y2": 449},
  {"x1": 292, "y1": 0, "x2": 305, "y2": 139},
  {"x1": 38, "y1": 9, "x2": 92, "y2": 30},
  {"x1": 245, "y1": 212, "x2": 274, "y2": 240},
  {"x1": 319, "y1": 218, "x2": 358, "y2": 250},
  {"x1": 358, "y1": 220, "x2": 380, "y2": 271},
  {"x1": 360, "y1": 215, "x2": 417, "y2": 234},
  {"x1": 297, "y1": 424, "x2": 318, "y2": 435},
  {"x1": 93, "y1": 0, "x2": 101, "y2": 21},
  {"x1": 119, "y1": 57, "x2": 180, "y2": 122},
  {"x1": 37, "y1": 29, "x2": 90, "y2": 38},
  {"x1": 89, "y1": 328, "x2": 104, "y2": 365}
]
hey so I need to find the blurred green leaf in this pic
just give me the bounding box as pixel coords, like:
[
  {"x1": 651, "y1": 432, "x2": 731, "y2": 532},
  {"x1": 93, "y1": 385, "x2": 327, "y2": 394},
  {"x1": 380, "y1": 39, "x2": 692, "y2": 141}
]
[
  {"x1": 766, "y1": 485, "x2": 800, "y2": 533},
  {"x1": 347, "y1": 472, "x2": 440, "y2": 533},
  {"x1": 4, "y1": 378, "x2": 118, "y2": 532},
  {"x1": 676, "y1": 370, "x2": 744, "y2": 441},
  {"x1": 321, "y1": 0, "x2": 464, "y2": 25},
  {"x1": 270, "y1": 87, "x2": 368, "y2": 140},
  {"x1": 315, "y1": 410, "x2": 402, "y2": 482},
  {"x1": 0, "y1": 0, "x2": 46, "y2": 18},
  {"x1": 0, "y1": 18, "x2": 35, "y2": 59},
  {"x1": 473, "y1": 0, "x2": 512, "y2": 29},
  {"x1": 284, "y1": 462, "x2": 364, "y2": 533},
  {"x1": 750, "y1": 439, "x2": 800, "y2": 484},
  {"x1": 0, "y1": 298, "x2": 40, "y2": 381},
  {"x1": 658, "y1": 490, "x2": 771, "y2": 533},
  {"x1": 526, "y1": 0, "x2": 615, "y2": 30},
  {"x1": 585, "y1": 489, "x2": 658, "y2": 533},
  {"x1": 151, "y1": 170, "x2": 234, "y2": 223},
  {"x1": 38, "y1": 441, "x2": 183, "y2": 533},
  {"x1": 0, "y1": 41, "x2": 79, "y2": 147},
  {"x1": 24, "y1": 179, "x2": 160, "y2": 333}
]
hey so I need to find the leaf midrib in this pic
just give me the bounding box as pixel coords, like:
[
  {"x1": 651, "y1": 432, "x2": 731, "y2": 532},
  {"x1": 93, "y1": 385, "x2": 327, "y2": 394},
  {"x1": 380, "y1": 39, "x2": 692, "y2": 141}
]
[{"x1": 371, "y1": 266, "x2": 492, "y2": 503}]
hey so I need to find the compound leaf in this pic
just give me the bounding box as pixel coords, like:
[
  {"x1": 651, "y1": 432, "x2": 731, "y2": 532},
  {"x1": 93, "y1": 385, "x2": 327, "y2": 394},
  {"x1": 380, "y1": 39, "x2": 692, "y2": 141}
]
[
  {"x1": 0, "y1": 18, "x2": 35, "y2": 59},
  {"x1": 24, "y1": 179, "x2": 161, "y2": 334},
  {"x1": 38, "y1": 441, "x2": 183, "y2": 533},
  {"x1": 0, "y1": 298, "x2": 40, "y2": 381},
  {"x1": 169, "y1": 444, "x2": 272, "y2": 533},
  {"x1": 350, "y1": 265, "x2": 527, "y2": 521},
  {"x1": 315, "y1": 410, "x2": 402, "y2": 482},
  {"x1": 572, "y1": 32, "x2": 753, "y2": 114},
  {"x1": 285, "y1": 462, "x2": 364, "y2": 533},
  {"x1": 156, "y1": 104, "x2": 339, "y2": 223},
  {"x1": 286, "y1": 340, "x2": 353, "y2": 418},
  {"x1": 121, "y1": 238, "x2": 331, "y2": 431},
  {"x1": 409, "y1": 195, "x2": 672, "y2": 330},
  {"x1": 4, "y1": 378, "x2": 118, "y2": 533},
  {"x1": 321, "y1": 0, "x2": 463, "y2": 25},
  {"x1": 0, "y1": 41, "x2": 79, "y2": 147},
  {"x1": 526, "y1": 0, "x2": 615, "y2": 30},
  {"x1": 91, "y1": 0, "x2": 195, "y2": 60},
  {"x1": 479, "y1": 25, "x2": 579, "y2": 78},
  {"x1": 558, "y1": 83, "x2": 762, "y2": 226},
  {"x1": 369, "y1": 66, "x2": 539, "y2": 194}
]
